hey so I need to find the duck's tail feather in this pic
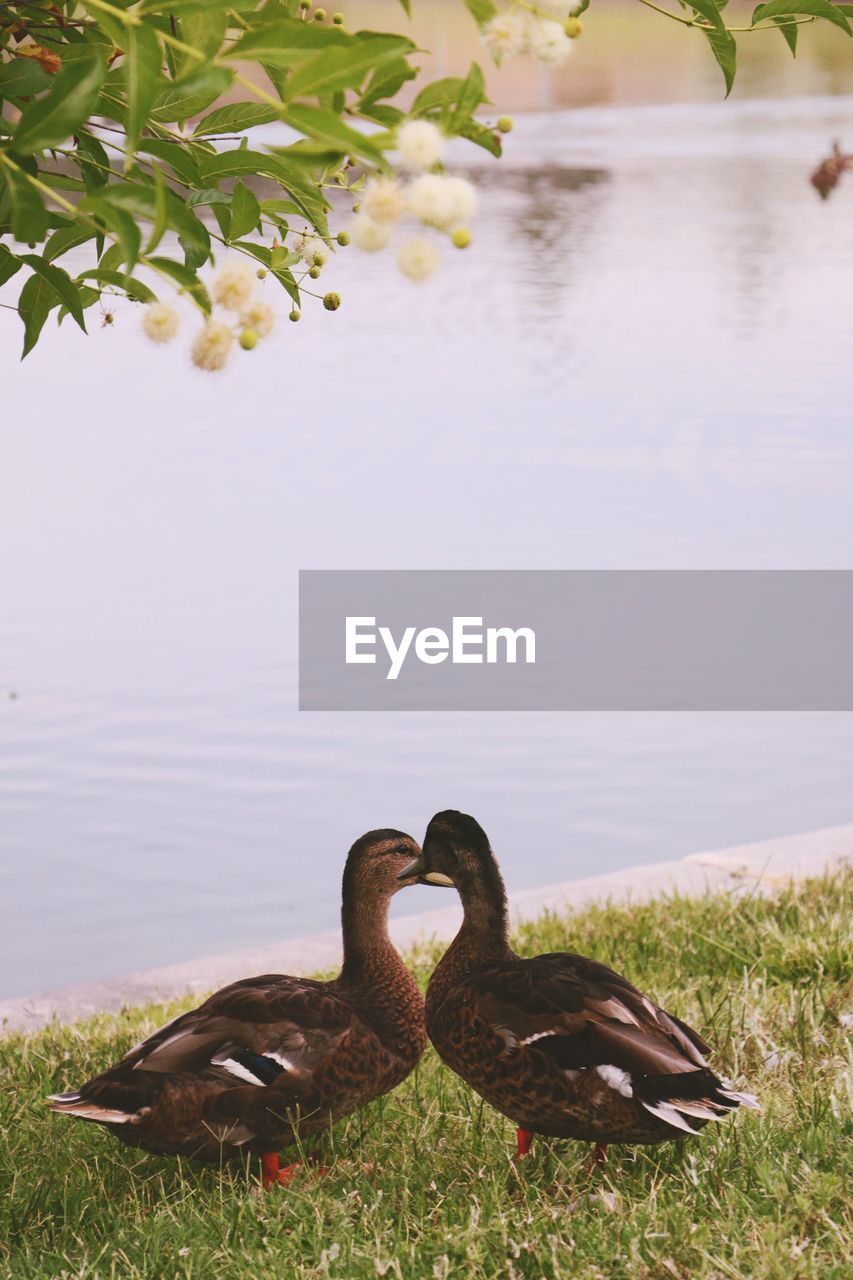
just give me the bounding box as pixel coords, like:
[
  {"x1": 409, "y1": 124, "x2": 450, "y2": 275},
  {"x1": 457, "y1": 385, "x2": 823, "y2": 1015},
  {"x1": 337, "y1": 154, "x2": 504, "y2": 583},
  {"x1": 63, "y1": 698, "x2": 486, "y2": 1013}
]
[
  {"x1": 48, "y1": 1091, "x2": 145, "y2": 1126},
  {"x1": 638, "y1": 1070, "x2": 760, "y2": 1132}
]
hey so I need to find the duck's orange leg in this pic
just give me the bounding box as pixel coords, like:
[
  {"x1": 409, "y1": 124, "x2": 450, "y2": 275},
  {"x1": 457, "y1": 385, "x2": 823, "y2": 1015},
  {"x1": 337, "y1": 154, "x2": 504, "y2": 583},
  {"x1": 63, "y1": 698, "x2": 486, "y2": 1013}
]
[
  {"x1": 261, "y1": 1153, "x2": 302, "y2": 1188},
  {"x1": 516, "y1": 1127, "x2": 534, "y2": 1159}
]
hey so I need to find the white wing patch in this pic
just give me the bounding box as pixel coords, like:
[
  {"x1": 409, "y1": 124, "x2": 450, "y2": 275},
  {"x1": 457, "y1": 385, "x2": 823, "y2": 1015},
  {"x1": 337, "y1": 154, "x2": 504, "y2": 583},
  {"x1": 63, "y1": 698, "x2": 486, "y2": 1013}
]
[
  {"x1": 521, "y1": 1030, "x2": 559, "y2": 1046},
  {"x1": 595, "y1": 1064, "x2": 634, "y2": 1098},
  {"x1": 214, "y1": 1057, "x2": 266, "y2": 1086},
  {"x1": 264, "y1": 1051, "x2": 297, "y2": 1072}
]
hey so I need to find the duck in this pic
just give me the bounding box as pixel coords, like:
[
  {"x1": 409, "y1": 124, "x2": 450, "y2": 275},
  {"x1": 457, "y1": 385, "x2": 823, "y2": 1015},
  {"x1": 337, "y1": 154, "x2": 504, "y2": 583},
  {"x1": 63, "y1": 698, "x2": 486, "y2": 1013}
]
[
  {"x1": 50, "y1": 829, "x2": 427, "y2": 1187},
  {"x1": 398, "y1": 810, "x2": 758, "y2": 1167}
]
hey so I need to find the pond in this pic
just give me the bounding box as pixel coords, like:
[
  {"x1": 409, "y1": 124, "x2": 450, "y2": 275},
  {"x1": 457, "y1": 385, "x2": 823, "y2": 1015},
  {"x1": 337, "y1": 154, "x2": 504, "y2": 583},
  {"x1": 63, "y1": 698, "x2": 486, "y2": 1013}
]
[{"x1": 2, "y1": 92, "x2": 853, "y2": 999}]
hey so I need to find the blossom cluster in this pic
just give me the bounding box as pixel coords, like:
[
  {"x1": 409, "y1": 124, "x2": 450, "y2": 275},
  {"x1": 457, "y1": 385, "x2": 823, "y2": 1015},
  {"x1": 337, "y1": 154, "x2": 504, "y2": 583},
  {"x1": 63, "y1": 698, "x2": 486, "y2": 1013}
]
[
  {"x1": 142, "y1": 258, "x2": 277, "y2": 372},
  {"x1": 482, "y1": 2, "x2": 584, "y2": 68},
  {"x1": 349, "y1": 120, "x2": 478, "y2": 282}
]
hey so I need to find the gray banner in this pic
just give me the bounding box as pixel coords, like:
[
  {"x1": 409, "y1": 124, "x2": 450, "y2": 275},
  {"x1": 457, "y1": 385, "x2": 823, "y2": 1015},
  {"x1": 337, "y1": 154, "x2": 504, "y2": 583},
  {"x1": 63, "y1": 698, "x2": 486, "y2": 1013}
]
[{"x1": 298, "y1": 571, "x2": 853, "y2": 711}]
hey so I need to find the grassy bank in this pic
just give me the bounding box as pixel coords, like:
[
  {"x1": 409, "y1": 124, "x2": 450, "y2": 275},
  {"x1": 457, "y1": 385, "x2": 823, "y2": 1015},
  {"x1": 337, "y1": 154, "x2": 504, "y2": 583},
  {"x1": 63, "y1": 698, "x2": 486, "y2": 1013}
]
[{"x1": 1, "y1": 872, "x2": 850, "y2": 1280}]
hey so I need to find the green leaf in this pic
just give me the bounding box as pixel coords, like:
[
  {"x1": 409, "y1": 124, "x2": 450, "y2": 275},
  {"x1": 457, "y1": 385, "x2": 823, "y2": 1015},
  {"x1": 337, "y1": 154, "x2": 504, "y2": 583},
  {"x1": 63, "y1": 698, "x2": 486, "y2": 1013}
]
[
  {"x1": 123, "y1": 23, "x2": 163, "y2": 161},
  {"x1": 139, "y1": 0, "x2": 257, "y2": 12},
  {"x1": 224, "y1": 17, "x2": 350, "y2": 67},
  {"x1": 752, "y1": 0, "x2": 852, "y2": 31},
  {"x1": 459, "y1": 118, "x2": 501, "y2": 157},
  {"x1": 230, "y1": 181, "x2": 261, "y2": 240},
  {"x1": 4, "y1": 162, "x2": 49, "y2": 242},
  {"x1": 75, "y1": 131, "x2": 111, "y2": 189},
  {"x1": 76, "y1": 268, "x2": 157, "y2": 303},
  {"x1": 193, "y1": 102, "x2": 281, "y2": 136},
  {"x1": 687, "y1": 0, "x2": 729, "y2": 29},
  {"x1": 772, "y1": 14, "x2": 800, "y2": 51},
  {"x1": 151, "y1": 66, "x2": 233, "y2": 123},
  {"x1": 283, "y1": 34, "x2": 414, "y2": 100},
  {"x1": 0, "y1": 245, "x2": 22, "y2": 287},
  {"x1": 19, "y1": 255, "x2": 87, "y2": 331},
  {"x1": 701, "y1": 26, "x2": 738, "y2": 95},
  {"x1": 98, "y1": 243, "x2": 125, "y2": 273},
  {"x1": 138, "y1": 137, "x2": 205, "y2": 186},
  {"x1": 43, "y1": 224, "x2": 96, "y2": 263},
  {"x1": 451, "y1": 62, "x2": 489, "y2": 128},
  {"x1": 179, "y1": 9, "x2": 228, "y2": 63},
  {"x1": 12, "y1": 50, "x2": 105, "y2": 154},
  {"x1": 18, "y1": 270, "x2": 58, "y2": 357},
  {"x1": 144, "y1": 163, "x2": 169, "y2": 255},
  {"x1": 359, "y1": 103, "x2": 405, "y2": 128},
  {"x1": 463, "y1": 0, "x2": 498, "y2": 24},
  {"x1": 361, "y1": 56, "x2": 418, "y2": 107},
  {"x1": 283, "y1": 103, "x2": 384, "y2": 162},
  {"x1": 412, "y1": 75, "x2": 467, "y2": 116},
  {"x1": 201, "y1": 149, "x2": 329, "y2": 234},
  {"x1": 147, "y1": 254, "x2": 210, "y2": 312},
  {"x1": 79, "y1": 194, "x2": 141, "y2": 269},
  {"x1": 0, "y1": 58, "x2": 53, "y2": 101}
]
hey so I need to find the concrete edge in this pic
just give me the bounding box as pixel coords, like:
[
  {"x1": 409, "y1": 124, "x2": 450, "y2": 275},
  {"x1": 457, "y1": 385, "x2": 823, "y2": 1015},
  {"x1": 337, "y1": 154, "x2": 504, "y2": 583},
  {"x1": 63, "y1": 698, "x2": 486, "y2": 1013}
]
[{"x1": 3, "y1": 822, "x2": 850, "y2": 1035}]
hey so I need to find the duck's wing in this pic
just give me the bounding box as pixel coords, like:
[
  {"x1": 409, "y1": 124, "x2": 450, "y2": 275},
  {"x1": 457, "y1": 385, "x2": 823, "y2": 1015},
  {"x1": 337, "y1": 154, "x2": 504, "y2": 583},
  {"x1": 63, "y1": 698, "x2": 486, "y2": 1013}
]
[
  {"x1": 439, "y1": 953, "x2": 758, "y2": 1133},
  {"x1": 49, "y1": 974, "x2": 371, "y2": 1143}
]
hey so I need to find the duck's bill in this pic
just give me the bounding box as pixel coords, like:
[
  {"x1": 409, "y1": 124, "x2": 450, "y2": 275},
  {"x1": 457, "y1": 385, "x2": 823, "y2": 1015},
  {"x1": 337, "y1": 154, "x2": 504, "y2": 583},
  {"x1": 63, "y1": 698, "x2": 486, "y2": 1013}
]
[{"x1": 396, "y1": 856, "x2": 455, "y2": 887}]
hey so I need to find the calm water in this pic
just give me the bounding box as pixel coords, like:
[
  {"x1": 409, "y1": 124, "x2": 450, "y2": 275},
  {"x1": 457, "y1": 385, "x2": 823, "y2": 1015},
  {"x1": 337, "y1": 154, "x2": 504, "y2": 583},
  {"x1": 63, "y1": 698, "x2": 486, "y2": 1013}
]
[{"x1": 2, "y1": 97, "x2": 853, "y2": 999}]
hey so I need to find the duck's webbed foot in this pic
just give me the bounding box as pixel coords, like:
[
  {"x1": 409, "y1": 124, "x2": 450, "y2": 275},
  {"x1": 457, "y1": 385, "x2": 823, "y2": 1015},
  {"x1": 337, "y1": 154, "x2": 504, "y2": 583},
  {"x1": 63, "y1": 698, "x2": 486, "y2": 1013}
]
[
  {"x1": 515, "y1": 1127, "x2": 534, "y2": 1160},
  {"x1": 261, "y1": 1153, "x2": 302, "y2": 1188},
  {"x1": 260, "y1": 1152, "x2": 331, "y2": 1189}
]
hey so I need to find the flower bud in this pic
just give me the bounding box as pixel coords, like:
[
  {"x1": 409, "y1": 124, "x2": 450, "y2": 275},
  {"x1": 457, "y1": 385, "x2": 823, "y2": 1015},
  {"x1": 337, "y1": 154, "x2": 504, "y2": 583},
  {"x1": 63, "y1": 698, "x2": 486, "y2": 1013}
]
[
  {"x1": 336, "y1": 231, "x2": 350, "y2": 246},
  {"x1": 451, "y1": 227, "x2": 472, "y2": 249},
  {"x1": 289, "y1": 309, "x2": 301, "y2": 322},
  {"x1": 314, "y1": 7, "x2": 327, "y2": 20},
  {"x1": 239, "y1": 329, "x2": 259, "y2": 350},
  {"x1": 564, "y1": 17, "x2": 584, "y2": 37},
  {"x1": 323, "y1": 292, "x2": 342, "y2": 311},
  {"x1": 309, "y1": 265, "x2": 321, "y2": 279},
  {"x1": 333, "y1": 12, "x2": 344, "y2": 24},
  {"x1": 256, "y1": 268, "x2": 268, "y2": 279},
  {"x1": 497, "y1": 115, "x2": 514, "y2": 134}
]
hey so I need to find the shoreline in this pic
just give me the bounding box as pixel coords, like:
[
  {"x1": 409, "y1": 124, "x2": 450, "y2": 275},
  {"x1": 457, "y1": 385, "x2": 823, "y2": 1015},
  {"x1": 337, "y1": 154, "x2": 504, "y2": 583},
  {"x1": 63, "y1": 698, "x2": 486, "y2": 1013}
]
[{"x1": 2, "y1": 821, "x2": 850, "y2": 1035}]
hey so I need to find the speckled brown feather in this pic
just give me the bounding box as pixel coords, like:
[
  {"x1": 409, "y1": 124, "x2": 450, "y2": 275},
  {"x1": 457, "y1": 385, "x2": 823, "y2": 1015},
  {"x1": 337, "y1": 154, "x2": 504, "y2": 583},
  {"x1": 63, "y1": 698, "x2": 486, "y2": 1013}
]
[
  {"x1": 50, "y1": 831, "x2": 427, "y2": 1163},
  {"x1": 417, "y1": 811, "x2": 757, "y2": 1148}
]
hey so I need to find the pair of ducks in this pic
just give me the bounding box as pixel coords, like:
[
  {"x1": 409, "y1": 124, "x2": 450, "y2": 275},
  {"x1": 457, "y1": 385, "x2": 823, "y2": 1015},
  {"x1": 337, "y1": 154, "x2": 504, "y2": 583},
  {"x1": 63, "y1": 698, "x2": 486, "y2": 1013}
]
[{"x1": 51, "y1": 811, "x2": 757, "y2": 1187}]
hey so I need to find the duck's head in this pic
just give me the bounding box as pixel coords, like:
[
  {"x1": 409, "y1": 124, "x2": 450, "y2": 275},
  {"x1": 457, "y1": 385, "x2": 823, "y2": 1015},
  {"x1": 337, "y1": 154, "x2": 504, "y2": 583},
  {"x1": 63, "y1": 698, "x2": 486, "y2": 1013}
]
[
  {"x1": 344, "y1": 828, "x2": 424, "y2": 901},
  {"x1": 398, "y1": 810, "x2": 499, "y2": 895}
]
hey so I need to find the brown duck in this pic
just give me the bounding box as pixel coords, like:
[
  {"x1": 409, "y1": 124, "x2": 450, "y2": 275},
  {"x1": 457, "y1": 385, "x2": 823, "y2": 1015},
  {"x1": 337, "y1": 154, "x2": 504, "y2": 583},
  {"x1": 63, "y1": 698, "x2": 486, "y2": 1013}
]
[
  {"x1": 50, "y1": 830, "x2": 427, "y2": 1187},
  {"x1": 399, "y1": 810, "x2": 758, "y2": 1166}
]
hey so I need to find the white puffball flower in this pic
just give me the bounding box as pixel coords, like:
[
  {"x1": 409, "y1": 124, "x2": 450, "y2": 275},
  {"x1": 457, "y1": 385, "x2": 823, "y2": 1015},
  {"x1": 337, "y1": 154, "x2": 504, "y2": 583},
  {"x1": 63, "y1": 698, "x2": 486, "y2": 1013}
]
[
  {"x1": 527, "y1": 17, "x2": 574, "y2": 67},
  {"x1": 444, "y1": 175, "x2": 478, "y2": 226},
  {"x1": 350, "y1": 215, "x2": 393, "y2": 252},
  {"x1": 361, "y1": 176, "x2": 407, "y2": 224},
  {"x1": 397, "y1": 119, "x2": 445, "y2": 170},
  {"x1": 240, "y1": 299, "x2": 275, "y2": 339},
  {"x1": 481, "y1": 11, "x2": 528, "y2": 61},
  {"x1": 191, "y1": 320, "x2": 233, "y2": 372},
  {"x1": 210, "y1": 259, "x2": 256, "y2": 312},
  {"x1": 407, "y1": 174, "x2": 458, "y2": 231},
  {"x1": 397, "y1": 238, "x2": 440, "y2": 282},
  {"x1": 142, "y1": 302, "x2": 179, "y2": 344},
  {"x1": 295, "y1": 232, "x2": 329, "y2": 266}
]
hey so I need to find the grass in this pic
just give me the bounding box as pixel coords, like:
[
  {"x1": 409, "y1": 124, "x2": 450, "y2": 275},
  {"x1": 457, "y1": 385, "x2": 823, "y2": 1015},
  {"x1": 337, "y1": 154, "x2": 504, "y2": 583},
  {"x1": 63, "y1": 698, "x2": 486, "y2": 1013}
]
[{"x1": 1, "y1": 872, "x2": 851, "y2": 1280}]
